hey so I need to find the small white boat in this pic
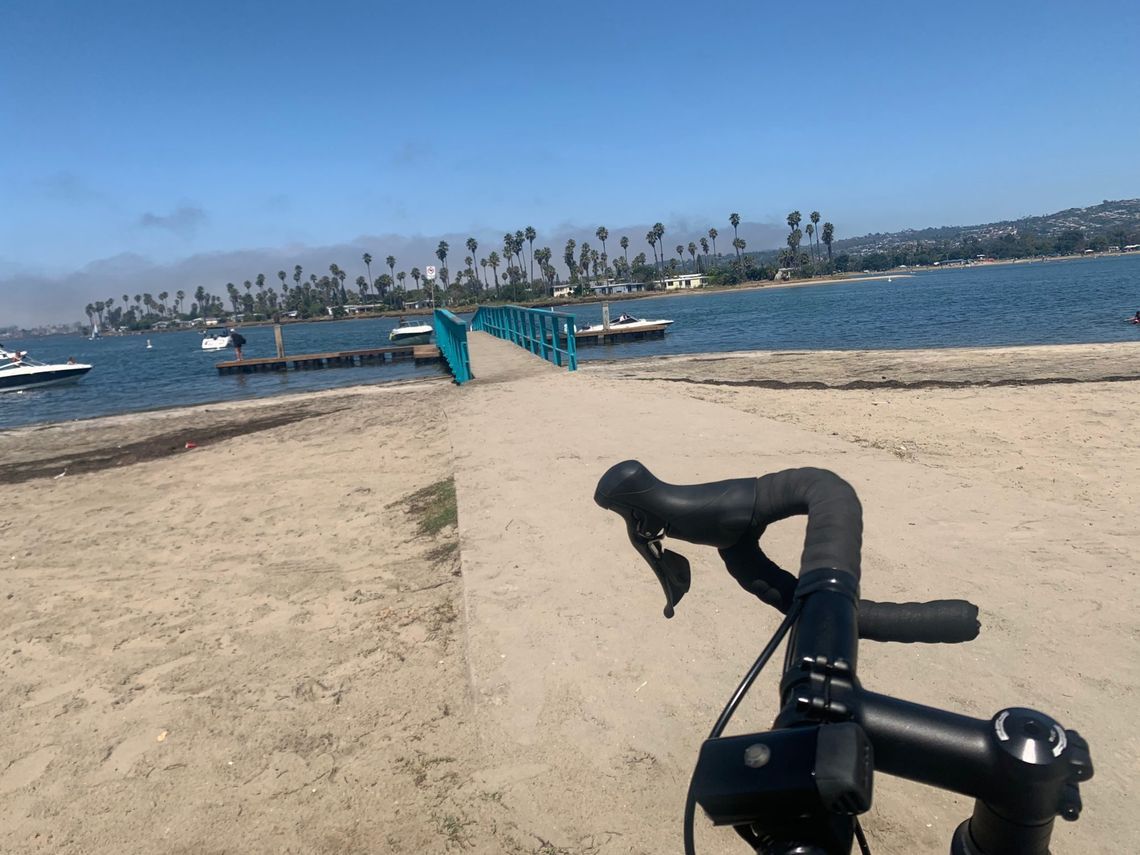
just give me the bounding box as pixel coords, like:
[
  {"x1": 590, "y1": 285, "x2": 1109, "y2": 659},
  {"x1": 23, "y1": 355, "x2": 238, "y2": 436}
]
[
  {"x1": 1, "y1": 347, "x2": 93, "y2": 392},
  {"x1": 201, "y1": 331, "x2": 232, "y2": 351},
  {"x1": 146, "y1": 339, "x2": 153, "y2": 350},
  {"x1": 575, "y1": 313, "x2": 674, "y2": 334},
  {"x1": 389, "y1": 318, "x2": 433, "y2": 345}
]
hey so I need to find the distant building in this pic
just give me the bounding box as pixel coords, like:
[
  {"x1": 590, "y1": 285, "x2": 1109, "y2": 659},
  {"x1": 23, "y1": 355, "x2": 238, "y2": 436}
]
[
  {"x1": 659, "y1": 274, "x2": 706, "y2": 290},
  {"x1": 590, "y1": 282, "x2": 645, "y2": 295},
  {"x1": 548, "y1": 283, "x2": 573, "y2": 298},
  {"x1": 1123, "y1": 244, "x2": 1140, "y2": 252}
]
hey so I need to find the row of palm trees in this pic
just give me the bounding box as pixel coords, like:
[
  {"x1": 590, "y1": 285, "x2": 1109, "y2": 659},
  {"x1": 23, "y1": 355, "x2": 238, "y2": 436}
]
[
  {"x1": 782, "y1": 210, "x2": 836, "y2": 267},
  {"x1": 83, "y1": 213, "x2": 839, "y2": 326}
]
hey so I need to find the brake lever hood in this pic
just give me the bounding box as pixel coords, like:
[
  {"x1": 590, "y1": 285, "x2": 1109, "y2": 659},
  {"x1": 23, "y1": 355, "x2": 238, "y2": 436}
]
[{"x1": 625, "y1": 516, "x2": 691, "y2": 618}]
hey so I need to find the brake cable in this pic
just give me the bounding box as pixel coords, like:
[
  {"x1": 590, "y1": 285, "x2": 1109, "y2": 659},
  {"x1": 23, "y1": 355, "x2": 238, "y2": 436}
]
[{"x1": 684, "y1": 601, "x2": 804, "y2": 855}]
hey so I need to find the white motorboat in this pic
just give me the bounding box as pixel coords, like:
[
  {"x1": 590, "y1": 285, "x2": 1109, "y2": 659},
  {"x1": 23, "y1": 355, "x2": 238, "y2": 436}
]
[
  {"x1": 575, "y1": 313, "x2": 674, "y2": 334},
  {"x1": 389, "y1": 318, "x2": 434, "y2": 345},
  {"x1": 0, "y1": 347, "x2": 93, "y2": 392},
  {"x1": 201, "y1": 331, "x2": 232, "y2": 351}
]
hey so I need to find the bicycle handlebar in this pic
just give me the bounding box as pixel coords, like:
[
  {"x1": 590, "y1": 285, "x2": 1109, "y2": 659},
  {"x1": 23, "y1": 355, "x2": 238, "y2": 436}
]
[
  {"x1": 594, "y1": 460, "x2": 1092, "y2": 855},
  {"x1": 595, "y1": 460, "x2": 979, "y2": 643}
]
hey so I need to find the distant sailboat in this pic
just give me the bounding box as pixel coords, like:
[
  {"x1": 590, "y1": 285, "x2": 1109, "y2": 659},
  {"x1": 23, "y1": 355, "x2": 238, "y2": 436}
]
[
  {"x1": 146, "y1": 339, "x2": 153, "y2": 350},
  {"x1": 89, "y1": 324, "x2": 101, "y2": 341}
]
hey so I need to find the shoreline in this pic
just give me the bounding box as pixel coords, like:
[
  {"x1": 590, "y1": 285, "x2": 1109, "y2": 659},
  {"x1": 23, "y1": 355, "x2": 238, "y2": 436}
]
[
  {"x1": 4, "y1": 340, "x2": 1137, "y2": 439},
  {"x1": 21, "y1": 250, "x2": 1136, "y2": 340}
]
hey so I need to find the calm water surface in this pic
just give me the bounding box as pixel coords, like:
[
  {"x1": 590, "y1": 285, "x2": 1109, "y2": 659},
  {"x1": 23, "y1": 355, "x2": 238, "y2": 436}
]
[
  {"x1": 1, "y1": 318, "x2": 447, "y2": 429},
  {"x1": 3, "y1": 255, "x2": 1138, "y2": 429}
]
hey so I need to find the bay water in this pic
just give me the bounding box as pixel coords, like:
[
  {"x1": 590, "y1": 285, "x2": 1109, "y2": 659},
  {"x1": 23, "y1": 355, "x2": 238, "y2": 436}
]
[{"x1": 3, "y1": 254, "x2": 1138, "y2": 430}]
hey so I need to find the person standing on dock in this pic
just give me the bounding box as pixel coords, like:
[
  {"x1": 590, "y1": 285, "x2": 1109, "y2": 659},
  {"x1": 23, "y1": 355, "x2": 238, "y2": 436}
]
[{"x1": 230, "y1": 327, "x2": 247, "y2": 361}]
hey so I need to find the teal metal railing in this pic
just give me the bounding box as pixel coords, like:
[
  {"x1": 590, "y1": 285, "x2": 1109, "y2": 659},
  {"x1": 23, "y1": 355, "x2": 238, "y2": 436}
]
[
  {"x1": 471, "y1": 305, "x2": 578, "y2": 371},
  {"x1": 433, "y1": 309, "x2": 473, "y2": 384}
]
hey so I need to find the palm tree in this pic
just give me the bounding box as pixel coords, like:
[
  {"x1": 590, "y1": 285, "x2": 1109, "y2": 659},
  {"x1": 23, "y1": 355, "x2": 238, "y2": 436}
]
[
  {"x1": 512, "y1": 230, "x2": 526, "y2": 283},
  {"x1": 646, "y1": 231, "x2": 659, "y2": 271},
  {"x1": 176, "y1": 290, "x2": 186, "y2": 316},
  {"x1": 525, "y1": 226, "x2": 536, "y2": 282},
  {"x1": 362, "y1": 253, "x2": 373, "y2": 296},
  {"x1": 479, "y1": 257, "x2": 488, "y2": 289},
  {"x1": 337, "y1": 268, "x2": 348, "y2": 303},
  {"x1": 732, "y1": 237, "x2": 746, "y2": 266},
  {"x1": 787, "y1": 228, "x2": 803, "y2": 264},
  {"x1": 620, "y1": 235, "x2": 629, "y2": 265},
  {"x1": 435, "y1": 241, "x2": 449, "y2": 283},
  {"x1": 488, "y1": 251, "x2": 501, "y2": 291},
  {"x1": 653, "y1": 223, "x2": 665, "y2": 277},
  {"x1": 810, "y1": 211, "x2": 821, "y2": 261},
  {"x1": 675, "y1": 244, "x2": 685, "y2": 270},
  {"x1": 729, "y1": 213, "x2": 740, "y2": 248},
  {"x1": 563, "y1": 240, "x2": 576, "y2": 283},
  {"x1": 805, "y1": 223, "x2": 815, "y2": 264},
  {"x1": 578, "y1": 241, "x2": 591, "y2": 286},
  {"x1": 708, "y1": 227, "x2": 718, "y2": 259},
  {"x1": 293, "y1": 265, "x2": 303, "y2": 291},
  {"x1": 465, "y1": 237, "x2": 478, "y2": 282},
  {"x1": 822, "y1": 222, "x2": 835, "y2": 260},
  {"x1": 688, "y1": 242, "x2": 698, "y2": 272},
  {"x1": 595, "y1": 226, "x2": 609, "y2": 268},
  {"x1": 386, "y1": 255, "x2": 396, "y2": 288},
  {"x1": 699, "y1": 236, "x2": 710, "y2": 266},
  {"x1": 397, "y1": 270, "x2": 407, "y2": 292},
  {"x1": 411, "y1": 267, "x2": 421, "y2": 292}
]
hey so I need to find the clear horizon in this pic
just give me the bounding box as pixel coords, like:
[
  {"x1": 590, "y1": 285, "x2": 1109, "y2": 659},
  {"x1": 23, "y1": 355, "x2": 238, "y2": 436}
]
[{"x1": 2, "y1": 0, "x2": 1138, "y2": 325}]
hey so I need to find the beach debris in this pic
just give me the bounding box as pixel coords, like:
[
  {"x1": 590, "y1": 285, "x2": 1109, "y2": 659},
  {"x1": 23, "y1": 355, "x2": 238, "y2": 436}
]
[
  {"x1": 156, "y1": 730, "x2": 168, "y2": 742},
  {"x1": 53, "y1": 469, "x2": 67, "y2": 479},
  {"x1": 184, "y1": 441, "x2": 197, "y2": 449}
]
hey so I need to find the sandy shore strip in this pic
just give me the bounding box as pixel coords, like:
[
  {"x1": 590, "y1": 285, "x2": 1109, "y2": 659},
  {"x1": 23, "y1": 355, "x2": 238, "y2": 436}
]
[{"x1": 2, "y1": 340, "x2": 1137, "y2": 853}]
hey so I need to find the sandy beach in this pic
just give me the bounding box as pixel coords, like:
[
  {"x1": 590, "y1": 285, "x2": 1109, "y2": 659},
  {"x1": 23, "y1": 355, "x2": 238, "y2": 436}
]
[{"x1": 2, "y1": 339, "x2": 1137, "y2": 854}]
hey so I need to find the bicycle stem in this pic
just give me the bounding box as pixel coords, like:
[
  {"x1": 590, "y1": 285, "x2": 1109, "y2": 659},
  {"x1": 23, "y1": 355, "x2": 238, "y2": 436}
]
[{"x1": 769, "y1": 570, "x2": 1091, "y2": 855}]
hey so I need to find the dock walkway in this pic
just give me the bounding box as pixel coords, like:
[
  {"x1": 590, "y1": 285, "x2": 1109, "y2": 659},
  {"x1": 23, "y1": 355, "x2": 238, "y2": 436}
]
[
  {"x1": 215, "y1": 344, "x2": 440, "y2": 374},
  {"x1": 463, "y1": 331, "x2": 560, "y2": 384}
]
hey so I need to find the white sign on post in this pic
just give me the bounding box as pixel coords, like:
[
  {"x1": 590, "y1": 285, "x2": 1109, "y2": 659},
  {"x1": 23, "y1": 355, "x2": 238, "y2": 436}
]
[{"x1": 425, "y1": 265, "x2": 437, "y2": 280}]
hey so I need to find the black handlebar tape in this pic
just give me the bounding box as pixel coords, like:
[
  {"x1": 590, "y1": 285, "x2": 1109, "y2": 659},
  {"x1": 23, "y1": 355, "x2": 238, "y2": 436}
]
[
  {"x1": 719, "y1": 540, "x2": 798, "y2": 612},
  {"x1": 858, "y1": 600, "x2": 980, "y2": 643},
  {"x1": 753, "y1": 468, "x2": 863, "y2": 581}
]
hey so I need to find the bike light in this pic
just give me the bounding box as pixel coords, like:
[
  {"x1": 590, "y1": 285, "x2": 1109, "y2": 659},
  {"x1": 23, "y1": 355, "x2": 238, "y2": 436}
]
[{"x1": 692, "y1": 723, "x2": 873, "y2": 827}]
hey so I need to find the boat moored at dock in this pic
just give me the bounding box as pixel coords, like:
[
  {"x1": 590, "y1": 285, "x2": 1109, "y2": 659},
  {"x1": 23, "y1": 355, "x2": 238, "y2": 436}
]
[{"x1": 389, "y1": 318, "x2": 434, "y2": 345}]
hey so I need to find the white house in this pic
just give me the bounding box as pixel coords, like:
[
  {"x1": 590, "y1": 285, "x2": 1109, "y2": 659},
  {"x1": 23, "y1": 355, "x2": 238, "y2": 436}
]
[
  {"x1": 660, "y1": 274, "x2": 707, "y2": 290},
  {"x1": 549, "y1": 283, "x2": 574, "y2": 298}
]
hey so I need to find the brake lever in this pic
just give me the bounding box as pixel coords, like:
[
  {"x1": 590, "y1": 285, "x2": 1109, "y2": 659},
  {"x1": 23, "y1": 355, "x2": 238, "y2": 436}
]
[{"x1": 625, "y1": 517, "x2": 692, "y2": 618}]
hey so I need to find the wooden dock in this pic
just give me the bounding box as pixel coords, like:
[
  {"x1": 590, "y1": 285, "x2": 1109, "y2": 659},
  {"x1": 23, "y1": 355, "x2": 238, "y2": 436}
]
[
  {"x1": 566, "y1": 323, "x2": 671, "y2": 345},
  {"x1": 216, "y1": 345, "x2": 441, "y2": 374}
]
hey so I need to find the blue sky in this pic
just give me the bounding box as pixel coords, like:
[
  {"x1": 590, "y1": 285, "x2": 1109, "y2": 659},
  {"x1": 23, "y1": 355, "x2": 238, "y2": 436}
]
[{"x1": 1, "y1": 0, "x2": 1138, "y2": 321}]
